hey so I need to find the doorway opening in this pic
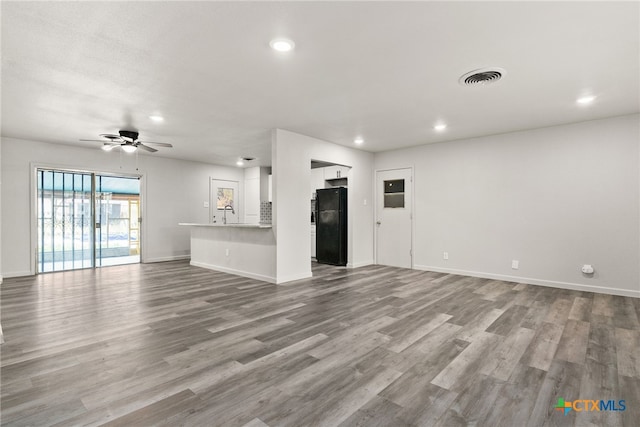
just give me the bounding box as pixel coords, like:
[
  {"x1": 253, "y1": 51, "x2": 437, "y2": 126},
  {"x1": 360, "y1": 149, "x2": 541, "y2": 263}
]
[
  {"x1": 310, "y1": 160, "x2": 351, "y2": 266},
  {"x1": 36, "y1": 169, "x2": 141, "y2": 273}
]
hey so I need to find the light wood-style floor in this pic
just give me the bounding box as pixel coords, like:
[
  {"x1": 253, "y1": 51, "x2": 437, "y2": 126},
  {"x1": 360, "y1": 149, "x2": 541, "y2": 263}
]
[{"x1": 1, "y1": 261, "x2": 638, "y2": 426}]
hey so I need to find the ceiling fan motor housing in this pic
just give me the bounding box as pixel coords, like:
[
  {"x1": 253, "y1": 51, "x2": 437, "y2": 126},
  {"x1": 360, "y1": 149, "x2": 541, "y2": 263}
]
[{"x1": 119, "y1": 130, "x2": 139, "y2": 141}]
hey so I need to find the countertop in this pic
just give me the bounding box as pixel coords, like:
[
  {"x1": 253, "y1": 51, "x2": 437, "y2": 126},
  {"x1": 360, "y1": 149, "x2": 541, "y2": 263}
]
[{"x1": 179, "y1": 222, "x2": 272, "y2": 229}]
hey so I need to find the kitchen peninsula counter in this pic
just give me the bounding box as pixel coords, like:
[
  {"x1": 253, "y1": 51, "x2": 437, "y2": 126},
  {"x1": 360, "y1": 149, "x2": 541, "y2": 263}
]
[
  {"x1": 178, "y1": 223, "x2": 272, "y2": 229},
  {"x1": 179, "y1": 223, "x2": 275, "y2": 283}
]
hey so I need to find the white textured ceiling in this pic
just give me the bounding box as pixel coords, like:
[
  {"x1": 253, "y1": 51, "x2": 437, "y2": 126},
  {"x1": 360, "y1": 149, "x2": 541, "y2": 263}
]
[{"x1": 2, "y1": 1, "x2": 638, "y2": 166}]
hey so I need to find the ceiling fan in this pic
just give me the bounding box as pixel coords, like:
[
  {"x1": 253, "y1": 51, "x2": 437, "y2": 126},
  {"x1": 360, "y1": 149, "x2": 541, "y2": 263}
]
[{"x1": 80, "y1": 130, "x2": 173, "y2": 153}]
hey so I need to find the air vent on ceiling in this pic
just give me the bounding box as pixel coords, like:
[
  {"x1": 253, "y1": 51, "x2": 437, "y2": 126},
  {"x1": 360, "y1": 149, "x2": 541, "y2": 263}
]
[{"x1": 459, "y1": 67, "x2": 505, "y2": 86}]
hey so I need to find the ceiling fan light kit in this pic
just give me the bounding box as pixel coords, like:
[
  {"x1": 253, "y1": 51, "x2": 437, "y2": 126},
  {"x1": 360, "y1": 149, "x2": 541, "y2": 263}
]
[
  {"x1": 81, "y1": 129, "x2": 173, "y2": 153},
  {"x1": 121, "y1": 144, "x2": 137, "y2": 153}
]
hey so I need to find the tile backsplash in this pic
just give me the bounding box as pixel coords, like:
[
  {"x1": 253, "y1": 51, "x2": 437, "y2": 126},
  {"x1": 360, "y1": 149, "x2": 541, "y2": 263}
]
[{"x1": 260, "y1": 201, "x2": 272, "y2": 224}]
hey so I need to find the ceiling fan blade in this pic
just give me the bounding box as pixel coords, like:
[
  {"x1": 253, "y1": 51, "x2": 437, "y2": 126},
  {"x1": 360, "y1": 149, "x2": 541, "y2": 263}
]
[
  {"x1": 80, "y1": 139, "x2": 120, "y2": 144},
  {"x1": 138, "y1": 141, "x2": 173, "y2": 147},
  {"x1": 98, "y1": 133, "x2": 124, "y2": 141},
  {"x1": 136, "y1": 143, "x2": 158, "y2": 153}
]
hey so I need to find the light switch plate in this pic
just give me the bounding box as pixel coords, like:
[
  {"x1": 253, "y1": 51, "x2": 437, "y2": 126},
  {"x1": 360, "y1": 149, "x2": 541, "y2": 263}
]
[{"x1": 203, "y1": 201, "x2": 209, "y2": 208}]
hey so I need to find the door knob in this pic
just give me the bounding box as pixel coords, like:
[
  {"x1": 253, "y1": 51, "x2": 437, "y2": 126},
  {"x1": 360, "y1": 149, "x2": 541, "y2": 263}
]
[{"x1": 376, "y1": 221, "x2": 381, "y2": 225}]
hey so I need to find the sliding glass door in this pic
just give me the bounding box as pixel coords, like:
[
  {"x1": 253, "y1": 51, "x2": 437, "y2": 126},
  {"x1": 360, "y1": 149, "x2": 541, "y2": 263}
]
[
  {"x1": 36, "y1": 169, "x2": 141, "y2": 273},
  {"x1": 95, "y1": 175, "x2": 141, "y2": 267},
  {"x1": 37, "y1": 170, "x2": 94, "y2": 272}
]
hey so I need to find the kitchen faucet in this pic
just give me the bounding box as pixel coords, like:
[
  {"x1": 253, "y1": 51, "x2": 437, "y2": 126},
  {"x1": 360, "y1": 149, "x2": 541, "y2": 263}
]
[{"x1": 222, "y1": 204, "x2": 235, "y2": 224}]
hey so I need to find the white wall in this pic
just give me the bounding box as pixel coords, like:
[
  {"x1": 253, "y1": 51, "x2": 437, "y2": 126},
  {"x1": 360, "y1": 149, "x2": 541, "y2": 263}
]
[
  {"x1": 272, "y1": 129, "x2": 374, "y2": 283},
  {"x1": 189, "y1": 226, "x2": 276, "y2": 283},
  {"x1": 0, "y1": 138, "x2": 2, "y2": 283},
  {"x1": 374, "y1": 114, "x2": 640, "y2": 297},
  {"x1": 1, "y1": 137, "x2": 244, "y2": 277}
]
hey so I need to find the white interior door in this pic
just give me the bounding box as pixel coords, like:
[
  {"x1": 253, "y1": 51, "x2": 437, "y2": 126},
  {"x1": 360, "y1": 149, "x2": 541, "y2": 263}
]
[
  {"x1": 211, "y1": 179, "x2": 239, "y2": 224},
  {"x1": 376, "y1": 168, "x2": 412, "y2": 268}
]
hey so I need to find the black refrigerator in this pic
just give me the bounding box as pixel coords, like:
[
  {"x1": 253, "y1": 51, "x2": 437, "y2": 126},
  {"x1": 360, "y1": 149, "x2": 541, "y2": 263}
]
[{"x1": 316, "y1": 187, "x2": 347, "y2": 266}]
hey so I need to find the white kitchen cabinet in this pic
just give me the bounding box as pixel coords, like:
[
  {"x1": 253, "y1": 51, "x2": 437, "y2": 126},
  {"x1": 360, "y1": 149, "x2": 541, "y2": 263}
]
[
  {"x1": 244, "y1": 174, "x2": 260, "y2": 224},
  {"x1": 324, "y1": 165, "x2": 350, "y2": 180},
  {"x1": 310, "y1": 224, "x2": 316, "y2": 258}
]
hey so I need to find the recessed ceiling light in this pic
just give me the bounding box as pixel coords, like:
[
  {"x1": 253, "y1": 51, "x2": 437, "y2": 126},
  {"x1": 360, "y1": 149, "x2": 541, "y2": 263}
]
[
  {"x1": 577, "y1": 95, "x2": 596, "y2": 105},
  {"x1": 149, "y1": 115, "x2": 164, "y2": 122},
  {"x1": 354, "y1": 137, "x2": 364, "y2": 145},
  {"x1": 434, "y1": 123, "x2": 447, "y2": 131},
  {"x1": 270, "y1": 38, "x2": 295, "y2": 52},
  {"x1": 236, "y1": 160, "x2": 244, "y2": 166}
]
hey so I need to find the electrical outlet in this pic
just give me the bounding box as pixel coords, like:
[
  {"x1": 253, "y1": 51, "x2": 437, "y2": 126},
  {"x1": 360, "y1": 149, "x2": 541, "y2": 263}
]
[
  {"x1": 512, "y1": 260, "x2": 519, "y2": 270},
  {"x1": 582, "y1": 264, "x2": 594, "y2": 274},
  {"x1": 443, "y1": 252, "x2": 449, "y2": 260},
  {"x1": 225, "y1": 249, "x2": 230, "y2": 256},
  {"x1": 363, "y1": 199, "x2": 367, "y2": 206}
]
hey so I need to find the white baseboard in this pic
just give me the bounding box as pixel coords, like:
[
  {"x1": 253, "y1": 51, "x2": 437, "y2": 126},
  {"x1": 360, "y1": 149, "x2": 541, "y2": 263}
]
[
  {"x1": 143, "y1": 255, "x2": 191, "y2": 264},
  {"x1": 2, "y1": 271, "x2": 34, "y2": 279},
  {"x1": 347, "y1": 260, "x2": 374, "y2": 269},
  {"x1": 190, "y1": 260, "x2": 276, "y2": 283},
  {"x1": 414, "y1": 264, "x2": 640, "y2": 298},
  {"x1": 276, "y1": 271, "x2": 312, "y2": 284}
]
